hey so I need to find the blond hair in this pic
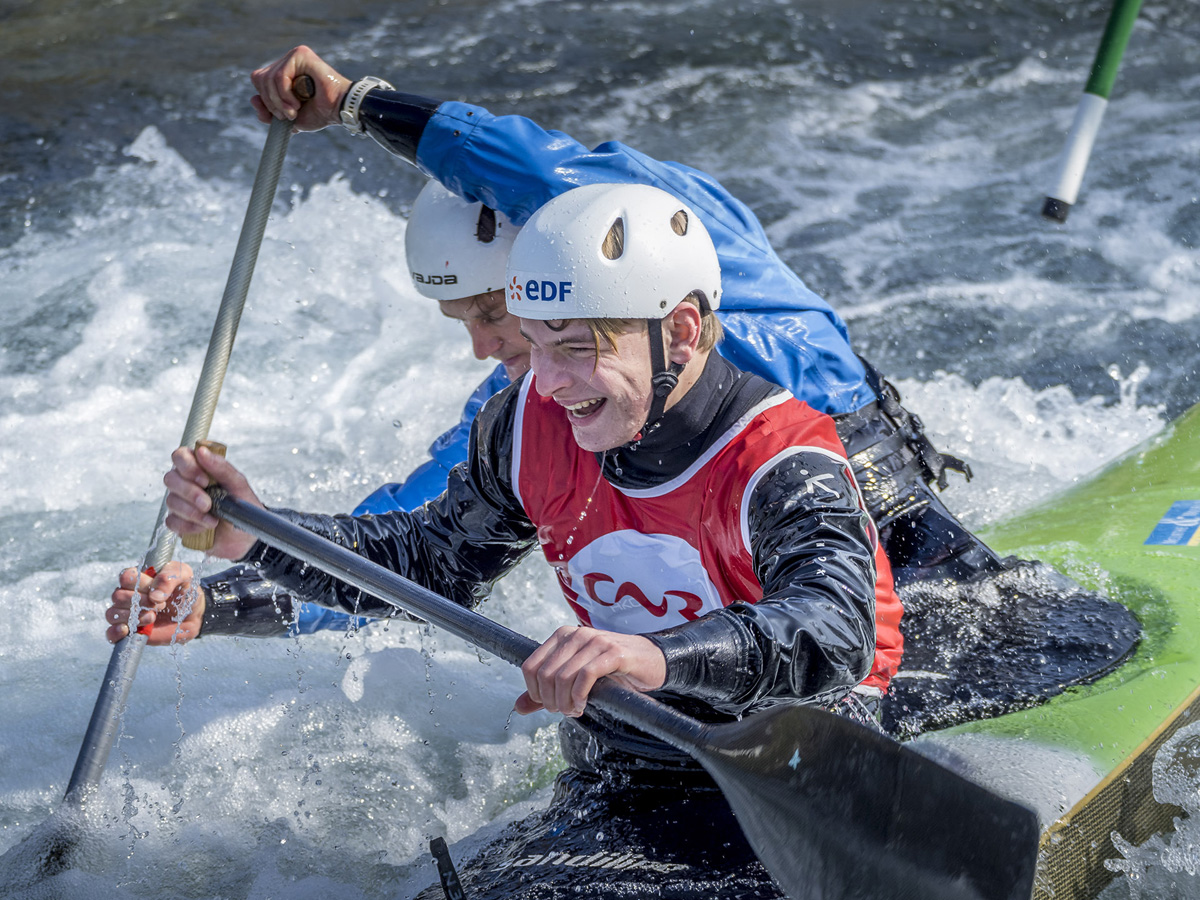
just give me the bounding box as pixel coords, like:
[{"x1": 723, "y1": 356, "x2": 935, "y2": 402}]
[{"x1": 572, "y1": 291, "x2": 721, "y2": 358}]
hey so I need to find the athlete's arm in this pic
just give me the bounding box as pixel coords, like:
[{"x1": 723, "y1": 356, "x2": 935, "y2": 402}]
[
  {"x1": 353, "y1": 91, "x2": 869, "y2": 414},
  {"x1": 358, "y1": 90, "x2": 835, "y2": 320},
  {"x1": 243, "y1": 382, "x2": 539, "y2": 619},
  {"x1": 188, "y1": 366, "x2": 514, "y2": 637}
]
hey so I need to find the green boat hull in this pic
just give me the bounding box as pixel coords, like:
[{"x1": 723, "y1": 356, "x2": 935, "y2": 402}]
[
  {"x1": 954, "y1": 401, "x2": 1200, "y2": 897},
  {"x1": 970, "y1": 402, "x2": 1199, "y2": 767}
]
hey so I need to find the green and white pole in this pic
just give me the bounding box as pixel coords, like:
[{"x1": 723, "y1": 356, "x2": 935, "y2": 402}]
[{"x1": 1042, "y1": 0, "x2": 1144, "y2": 222}]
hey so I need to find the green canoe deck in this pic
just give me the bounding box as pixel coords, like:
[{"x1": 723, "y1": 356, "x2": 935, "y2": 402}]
[{"x1": 968, "y1": 402, "x2": 1200, "y2": 772}]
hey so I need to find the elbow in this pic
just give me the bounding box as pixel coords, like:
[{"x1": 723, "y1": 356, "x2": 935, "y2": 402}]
[
  {"x1": 846, "y1": 601, "x2": 876, "y2": 689},
  {"x1": 797, "y1": 609, "x2": 875, "y2": 700}
]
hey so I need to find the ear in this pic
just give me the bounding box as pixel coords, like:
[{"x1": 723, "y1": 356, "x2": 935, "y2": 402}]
[{"x1": 664, "y1": 302, "x2": 702, "y2": 365}]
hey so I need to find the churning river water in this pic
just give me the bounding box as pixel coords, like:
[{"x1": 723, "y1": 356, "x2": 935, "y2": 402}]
[{"x1": 1, "y1": 0, "x2": 1198, "y2": 897}]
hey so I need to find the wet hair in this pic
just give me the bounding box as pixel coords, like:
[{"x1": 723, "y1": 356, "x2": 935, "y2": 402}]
[
  {"x1": 601, "y1": 216, "x2": 625, "y2": 260},
  {"x1": 453, "y1": 288, "x2": 507, "y2": 316},
  {"x1": 599, "y1": 209, "x2": 688, "y2": 259}
]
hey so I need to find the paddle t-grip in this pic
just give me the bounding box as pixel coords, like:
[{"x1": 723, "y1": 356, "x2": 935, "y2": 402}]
[
  {"x1": 293, "y1": 74, "x2": 315, "y2": 102},
  {"x1": 180, "y1": 440, "x2": 227, "y2": 551}
]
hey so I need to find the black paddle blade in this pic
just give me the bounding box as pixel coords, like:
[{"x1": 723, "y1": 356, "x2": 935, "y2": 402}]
[{"x1": 691, "y1": 705, "x2": 1038, "y2": 900}]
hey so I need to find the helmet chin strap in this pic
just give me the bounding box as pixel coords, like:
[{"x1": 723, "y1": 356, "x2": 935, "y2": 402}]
[{"x1": 641, "y1": 317, "x2": 684, "y2": 439}]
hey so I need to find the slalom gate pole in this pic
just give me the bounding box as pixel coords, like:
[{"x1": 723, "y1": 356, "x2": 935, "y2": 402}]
[{"x1": 1042, "y1": 0, "x2": 1144, "y2": 222}]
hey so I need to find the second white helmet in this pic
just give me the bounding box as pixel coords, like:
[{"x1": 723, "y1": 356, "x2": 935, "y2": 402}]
[
  {"x1": 505, "y1": 183, "x2": 721, "y2": 321},
  {"x1": 405, "y1": 181, "x2": 519, "y2": 301}
]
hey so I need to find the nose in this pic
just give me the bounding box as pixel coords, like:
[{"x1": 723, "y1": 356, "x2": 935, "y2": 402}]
[
  {"x1": 530, "y1": 347, "x2": 569, "y2": 397},
  {"x1": 467, "y1": 321, "x2": 502, "y2": 361}
]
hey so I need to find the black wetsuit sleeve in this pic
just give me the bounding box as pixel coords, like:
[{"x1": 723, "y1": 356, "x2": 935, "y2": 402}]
[
  {"x1": 237, "y1": 382, "x2": 538, "y2": 618},
  {"x1": 647, "y1": 452, "x2": 877, "y2": 715},
  {"x1": 357, "y1": 90, "x2": 440, "y2": 163},
  {"x1": 199, "y1": 565, "x2": 295, "y2": 637}
]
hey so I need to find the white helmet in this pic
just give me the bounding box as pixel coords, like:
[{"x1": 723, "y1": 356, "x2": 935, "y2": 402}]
[
  {"x1": 405, "y1": 181, "x2": 519, "y2": 301},
  {"x1": 505, "y1": 183, "x2": 721, "y2": 320}
]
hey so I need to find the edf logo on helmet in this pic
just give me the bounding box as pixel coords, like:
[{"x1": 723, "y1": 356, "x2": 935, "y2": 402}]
[{"x1": 508, "y1": 275, "x2": 572, "y2": 305}]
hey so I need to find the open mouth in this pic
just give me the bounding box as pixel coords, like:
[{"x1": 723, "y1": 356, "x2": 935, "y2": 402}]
[{"x1": 563, "y1": 398, "x2": 605, "y2": 420}]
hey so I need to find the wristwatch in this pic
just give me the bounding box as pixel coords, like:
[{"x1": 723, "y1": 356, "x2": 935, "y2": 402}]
[{"x1": 339, "y1": 76, "x2": 396, "y2": 134}]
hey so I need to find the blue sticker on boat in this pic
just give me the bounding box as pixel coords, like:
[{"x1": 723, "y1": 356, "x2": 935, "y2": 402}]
[{"x1": 1145, "y1": 500, "x2": 1200, "y2": 546}]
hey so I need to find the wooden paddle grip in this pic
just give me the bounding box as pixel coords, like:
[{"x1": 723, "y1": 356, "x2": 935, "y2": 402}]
[{"x1": 180, "y1": 440, "x2": 227, "y2": 552}]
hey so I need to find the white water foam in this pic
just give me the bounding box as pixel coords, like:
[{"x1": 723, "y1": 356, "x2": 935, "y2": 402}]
[
  {"x1": 0, "y1": 126, "x2": 571, "y2": 898},
  {"x1": 894, "y1": 364, "x2": 1165, "y2": 530}
]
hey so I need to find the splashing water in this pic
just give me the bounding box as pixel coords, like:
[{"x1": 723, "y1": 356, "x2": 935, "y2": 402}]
[{"x1": 1100, "y1": 723, "x2": 1200, "y2": 899}]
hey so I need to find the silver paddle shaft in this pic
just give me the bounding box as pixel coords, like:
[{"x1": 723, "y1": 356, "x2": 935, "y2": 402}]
[{"x1": 64, "y1": 113, "x2": 298, "y2": 808}]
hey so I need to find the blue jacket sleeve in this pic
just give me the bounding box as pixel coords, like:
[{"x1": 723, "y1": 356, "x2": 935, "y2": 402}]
[
  {"x1": 414, "y1": 102, "x2": 871, "y2": 414},
  {"x1": 289, "y1": 604, "x2": 375, "y2": 636}
]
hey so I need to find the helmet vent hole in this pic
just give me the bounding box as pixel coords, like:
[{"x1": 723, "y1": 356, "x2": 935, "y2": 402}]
[
  {"x1": 602, "y1": 217, "x2": 625, "y2": 260},
  {"x1": 670, "y1": 210, "x2": 688, "y2": 236},
  {"x1": 475, "y1": 205, "x2": 497, "y2": 244}
]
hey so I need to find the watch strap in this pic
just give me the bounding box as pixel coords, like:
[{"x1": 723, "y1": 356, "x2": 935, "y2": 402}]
[{"x1": 340, "y1": 76, "x2": 396, "y2": 134}]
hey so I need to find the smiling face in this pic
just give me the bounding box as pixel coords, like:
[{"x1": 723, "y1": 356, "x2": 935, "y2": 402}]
[
  {"x1": 521, "y1": 317, "x2": 655, "y2": 452},
  {"x1": 439, "y1": 290, "x2": 531, "y2": 381}
]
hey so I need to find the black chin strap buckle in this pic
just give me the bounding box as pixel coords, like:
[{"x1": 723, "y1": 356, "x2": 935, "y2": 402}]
[
  {"x1": 652, "y1": 369, "x2": 680, "y2": 399},
  {"x1": 430, "y1": 837, "x2": 468, "y2": 900},
  {"x1": 645, "y1": 365, "x2": 683, "y2": 434}
]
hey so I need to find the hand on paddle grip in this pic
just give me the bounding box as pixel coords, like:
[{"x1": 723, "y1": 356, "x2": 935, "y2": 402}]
[
  {"x1": 163, "y1": 443, "x2": 263, "y2": 561},
  {"x1": 515, "y1": 625, "x2": 667, "y2": 718},
  {"x1": 251, "y1": 46, "x2": 347, "y2": 130}
]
